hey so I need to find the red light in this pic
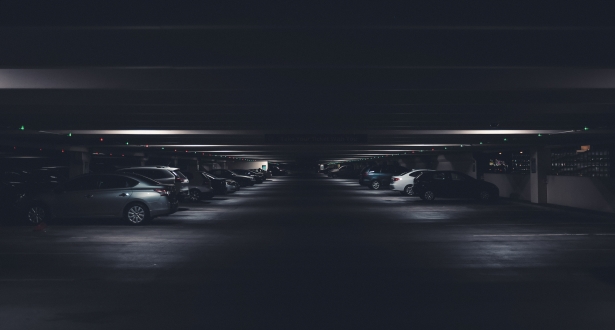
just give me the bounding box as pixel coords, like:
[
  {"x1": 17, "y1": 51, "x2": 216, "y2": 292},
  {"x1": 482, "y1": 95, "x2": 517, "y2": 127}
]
[
  {"x1": 39, "y1": 148, "x2": 42, "y2": 151},
  {"x1": 122, "y1": 154, "x2": 125, "y2": 157},
  {"x1": 393, "y1": 178, "x2": 401, "y2": 181},
  {"x1": 61, "y1": 149, "x2": 65, "y2": 153},
  {"x1": 153, "y1": 188, "x2": 169, "y2": 196},
  {"x1": 100, "y1": 138, "x2": 103, "y2": 142}
]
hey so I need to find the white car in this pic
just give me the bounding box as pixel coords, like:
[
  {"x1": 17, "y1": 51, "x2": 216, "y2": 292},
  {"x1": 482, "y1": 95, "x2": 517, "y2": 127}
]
[{"x1": 390, "y1": 169, "x2": 434, "y2": 196}]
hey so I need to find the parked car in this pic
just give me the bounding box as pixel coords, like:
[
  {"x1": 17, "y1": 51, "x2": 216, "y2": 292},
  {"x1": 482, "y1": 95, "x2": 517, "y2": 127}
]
[
  {"x1": 269, "y1": 166, "x2": 287, "y2": 176},
  {"x1": 225, "y1": 179, "x2": 240, "y2": 193},
  {"x1": 116, "y1": 166, "x2": 190, "y2": 199},
  {"x1": 412, "y1": 171, "x2": 499, "y2": 202},
  {"x1": 201, "y1": 172, "x2": 239, "y2": 194},
  {"x1": 183, "y1": 172, "x2": 215, "y2": 202},
  {"x1": 359, "y1": 164, "x2": 409, "y2": 190},
  {"x1": 252, "y1": 168, "x2": 270, "y2": 179},
  {"x1": 231, "y1": 169, "x2": 264, "y2": 183},
  {"x1": 390, "y1": 169, "x2": 435, "y2": 196},
  {"x1": 0, "y1": 168, "x2": 69, "y2": 222},
  {"x1": 207, "y1": 169, "x2": 255, "y2": 187},
  {"x1": 328, "y1": 165, "x2": 360, "y2": 178},
  {"x1": 25, "y1": 173, "x2": 176, "y2": 225}
]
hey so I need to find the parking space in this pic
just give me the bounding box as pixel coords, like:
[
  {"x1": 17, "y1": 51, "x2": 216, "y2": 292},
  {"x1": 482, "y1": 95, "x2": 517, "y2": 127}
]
[{"x1": 2, "y1": 173, "x2": 615, "y2": 329}]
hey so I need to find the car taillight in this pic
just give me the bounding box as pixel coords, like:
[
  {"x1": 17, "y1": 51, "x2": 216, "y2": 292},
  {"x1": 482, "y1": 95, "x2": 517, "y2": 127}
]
[
  {"x1": 175, "y1": 177, "x2": 185, "y2": 183},
  {"x1": 154, "y1": 188, "x2": 169, "y2": 196},
  {"x1": 393, "y1": 178, "x2": 401, "y2": 181}
]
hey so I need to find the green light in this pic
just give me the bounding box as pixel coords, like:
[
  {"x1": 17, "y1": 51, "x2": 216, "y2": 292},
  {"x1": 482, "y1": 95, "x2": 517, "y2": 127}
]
[
  {"x1": 503, "y1": 138, "x2": 507, "y2": 141},
  {"x1": 445, "y1": 147, "x2": 447, "y2": 150},
  {"x1": 584, "y1": 126, "x2": 589, "y2": 131},
  {"x1": 479, "y1": 142, "x2": 483, "y2": 145},
  {"x1": 19, "y1": 125, "x2": 24, "y2": 130},
  {"x1": 162, "y1": 147, "x2": 164, "y2": 149},
  {"x1": 126, "y1": 142, "x2": 129, "y2": 145},
  {"x1": 68, "y1": 133, "x2": 72, "y2": 137},
  {"x1": 538, "y1": 134, "x2": 542, "y2": 137}
]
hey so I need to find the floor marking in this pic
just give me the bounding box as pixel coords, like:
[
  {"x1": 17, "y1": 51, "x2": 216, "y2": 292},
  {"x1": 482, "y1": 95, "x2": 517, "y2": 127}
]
[{"x1": 472, "y1": 233, "x2": 615, "y2": 237}]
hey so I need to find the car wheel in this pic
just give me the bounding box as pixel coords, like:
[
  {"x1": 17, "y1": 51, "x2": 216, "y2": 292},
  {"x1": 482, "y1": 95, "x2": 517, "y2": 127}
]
[
  {"x1": 25, "y1": 204, "x2": 49, "y2": 225},
  {"x1": 403, "y1": 185, "x2": 413, "y2": 196},
  {"x1": 188, "y1": 189, "x2": 201, "y2": 202},
  {"x1": 369, "y1": 180, "x2": 381, "y2": 190},
  {"x1": 422, "y1": 190, "x2": 435, "y2": 201},
  {"x1": 123, "y1": 203, "x2": 150, "y2": 225}
]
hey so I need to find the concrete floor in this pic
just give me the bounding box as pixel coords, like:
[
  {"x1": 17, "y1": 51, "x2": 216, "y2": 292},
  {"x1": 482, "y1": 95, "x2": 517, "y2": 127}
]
[{"x1": 2, "y1": 173, "x2": 615, "y2": 329}]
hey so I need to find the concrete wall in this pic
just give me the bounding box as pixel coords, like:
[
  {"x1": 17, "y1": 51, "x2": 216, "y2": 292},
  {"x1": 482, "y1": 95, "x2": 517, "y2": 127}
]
[
  {"x1": 484, "y1": 173, "x2": 615, "y2": 213},
  {"x1": 228, "y1": 161, "x2": 268, "y2": 171},
  {"x1": 397, "y1": 153, "x2": 477, "y2": 178},
  {"x1": 546, "y1": 176, "x2": 615, "y2": 213},
  {"x1": 484, "y1": 173, "x2": 531, "y2": 201}
]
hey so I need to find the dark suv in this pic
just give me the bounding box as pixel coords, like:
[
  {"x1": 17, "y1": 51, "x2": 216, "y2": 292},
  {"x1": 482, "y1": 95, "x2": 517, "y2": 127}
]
[
  {"x1": 412, "y1": 171, "x2": 499, "y2": 202},
  {"x1": 359, "y1": 165, "x2": 409, "y2": 190}
]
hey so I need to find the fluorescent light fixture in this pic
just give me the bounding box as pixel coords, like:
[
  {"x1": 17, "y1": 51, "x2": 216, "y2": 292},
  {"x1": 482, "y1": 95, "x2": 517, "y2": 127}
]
[{"x1": 38, "y1": 129, "x2": 573, "y2": 135}]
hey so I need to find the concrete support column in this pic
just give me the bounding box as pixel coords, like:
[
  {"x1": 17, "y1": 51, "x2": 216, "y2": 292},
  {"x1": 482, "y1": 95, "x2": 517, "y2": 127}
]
[
  {"x1": 530, "y1": 147, "x2": 550, "y2": 204},
  {"x1": 69, "y1": 150, "x2": 91, "y2": 179}
]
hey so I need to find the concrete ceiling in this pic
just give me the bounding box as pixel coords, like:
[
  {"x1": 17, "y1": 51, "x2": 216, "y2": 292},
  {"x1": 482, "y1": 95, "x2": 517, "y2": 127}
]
[{"x1": 2, "y1": 2, "x2": 615, "y2": 162}]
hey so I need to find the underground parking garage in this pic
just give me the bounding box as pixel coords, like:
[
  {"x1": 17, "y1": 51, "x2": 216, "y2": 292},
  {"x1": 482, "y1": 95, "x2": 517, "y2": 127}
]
[{"x1": 3, "y1": 3, "x2": 615, "y2": 329}]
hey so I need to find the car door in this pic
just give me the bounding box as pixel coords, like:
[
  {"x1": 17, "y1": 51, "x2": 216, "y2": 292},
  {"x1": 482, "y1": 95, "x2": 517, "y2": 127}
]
[
  {"x1": 448, "y1": 172, "x2": 473, "y2": 198},
  {"x1": 90, "y1": 175, "x2": 137, "y2": 217},
  {"x1": 52, "y1": 176, "x2": 99, "y2": 218},
  {"x1": 429, "y1": 171, "x2": 451, "y2": 197}
]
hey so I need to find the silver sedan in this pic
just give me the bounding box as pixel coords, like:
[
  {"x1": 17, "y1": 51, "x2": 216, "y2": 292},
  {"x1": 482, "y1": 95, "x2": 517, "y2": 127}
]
[{"x1": 26, "y1": 173, "x2": 174, "y2": 225}]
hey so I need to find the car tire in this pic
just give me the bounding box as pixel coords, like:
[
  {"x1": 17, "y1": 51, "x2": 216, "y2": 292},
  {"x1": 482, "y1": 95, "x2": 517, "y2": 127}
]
[
  {"x1": 403, "y1": 185, "x2": 413, "y2": 196},
  {"x1": 369, "y1": 180, "x2": 381, "y2": 190},
  {"x1": 25, "y1": 203, "x2": 49, "y2": 225},
  {"x1": 422, "y1": 190, "x2": 436, "y2": 201},
  {"x1": 188, "y1": 189, "x2": 201, "y2": 202},
  {"x1": 123, "y1": 203, "x2": 150, "y2": 225}
]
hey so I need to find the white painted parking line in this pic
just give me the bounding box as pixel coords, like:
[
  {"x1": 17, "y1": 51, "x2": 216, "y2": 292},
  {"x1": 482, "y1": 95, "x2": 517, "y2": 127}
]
[{"x1": 473, "y1": 233, "x2": 615, "y2": 237}]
